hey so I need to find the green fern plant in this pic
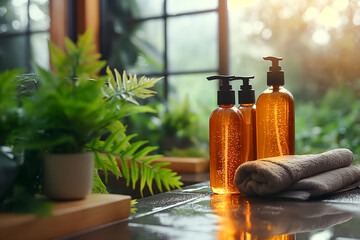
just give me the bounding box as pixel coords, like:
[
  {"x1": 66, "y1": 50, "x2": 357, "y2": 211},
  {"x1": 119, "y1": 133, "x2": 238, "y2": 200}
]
[
  {"x1": 21, "y1": 29, "x2": 182, "y2": 196},
  {"x1": 91, "y1": 69, "x2": 181, "y2": 196}
]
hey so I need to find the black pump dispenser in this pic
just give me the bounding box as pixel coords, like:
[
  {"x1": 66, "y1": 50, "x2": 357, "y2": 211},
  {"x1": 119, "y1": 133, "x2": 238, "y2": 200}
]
[
  {"x1": 207, "y1": 75, "x2": 235, "y2": 105},
  {"x1": 230, "y1": 76, "x2": 255, "y2": 104},
  {"x1": 264, "y1": 56, "x2": 284, "y2": 86}
]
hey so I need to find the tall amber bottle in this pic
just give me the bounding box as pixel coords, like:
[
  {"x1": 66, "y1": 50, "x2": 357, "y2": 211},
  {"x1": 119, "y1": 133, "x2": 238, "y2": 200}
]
[
  {"x1": 207, "y1": 75, "x2": 244, "y2": 194},
  {"x1": 234, "y1": 76, "x2": 257, "y2": 162},
  {"x1": 256, "y1": 57, "x2": 295, "y2": 159}
]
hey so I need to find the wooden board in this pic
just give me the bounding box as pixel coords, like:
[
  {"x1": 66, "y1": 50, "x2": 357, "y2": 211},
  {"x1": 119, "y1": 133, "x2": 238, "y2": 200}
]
[
  {"x1": 0, "y1": 194, "x2": 131, "y2": 240},
  {"x1": 152, "y1": 157, "x2": 209, "y2": 173},
  {"x1": 114, "y1": 155, "x2": 209, "y2": 173}
]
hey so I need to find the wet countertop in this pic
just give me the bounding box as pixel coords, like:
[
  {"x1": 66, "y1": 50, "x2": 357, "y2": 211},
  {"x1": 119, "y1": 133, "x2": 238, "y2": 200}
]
[{"x1": 61, "y1": 182, "x2": 360, "y2": 240}]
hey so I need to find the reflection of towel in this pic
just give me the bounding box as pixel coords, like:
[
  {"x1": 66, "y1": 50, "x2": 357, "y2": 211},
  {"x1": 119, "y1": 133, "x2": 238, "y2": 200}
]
[
  {"x1": 231, "y1": 198, "x2": 352, "y2": 237},
  {"x1": 234, "y1": 149, "x2": 360, "y2": 200}
]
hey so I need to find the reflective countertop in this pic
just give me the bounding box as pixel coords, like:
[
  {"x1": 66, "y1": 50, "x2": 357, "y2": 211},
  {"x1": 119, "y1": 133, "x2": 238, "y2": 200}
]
[{"x1": 62, "y1": 182, "x2": 360, "y2": 240}]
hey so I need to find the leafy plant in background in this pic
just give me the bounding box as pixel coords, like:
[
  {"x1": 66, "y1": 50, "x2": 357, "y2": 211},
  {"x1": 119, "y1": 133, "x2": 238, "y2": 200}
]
[
  {"x1": 0, "y1": 69, "x2": 22, "y2": 201},
  {"x1": 295, "y1": 84, "x2": 360, "y2": 163},
  {"x1": 0, "y1": 70, "x2": 52, "y2": 215},
  {"x1": 126, "y1": 96, "x2": 209, "y2": 158},
  {"x1": 0, "y1": 69, "x2": 22, "y2": 146}
]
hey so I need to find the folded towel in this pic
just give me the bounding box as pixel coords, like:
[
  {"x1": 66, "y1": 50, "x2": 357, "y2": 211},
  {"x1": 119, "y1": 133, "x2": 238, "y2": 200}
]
[{"x1": 234, "y1": 148, "x2": 360, "y2": 200}]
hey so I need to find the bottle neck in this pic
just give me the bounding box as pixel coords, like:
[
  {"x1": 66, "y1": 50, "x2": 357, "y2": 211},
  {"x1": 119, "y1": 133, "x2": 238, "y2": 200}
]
[
  {"x1": 240, "y1": 103, "x2": 254, "y2": 108},
  {"x1": 219, "y1": 104, "x2": 234, "y2": 108},
  {"x1": 269, "y1": 85, "x2": 281, "y2": 91}
]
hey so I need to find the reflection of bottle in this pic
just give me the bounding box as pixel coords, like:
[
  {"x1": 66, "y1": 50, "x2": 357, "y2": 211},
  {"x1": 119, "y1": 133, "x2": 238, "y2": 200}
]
[
  {"x1": 207, "y1": 75, "x2": 244, "y2": 194},
  {"x1": 256, "y1": 57, "x2": 295, "y2": 159},
  {"x1": 210, "y1": 194, "x2": 295, "y2": 240},
  {"x1": 233, "y1": 76, "x2": 257, "y2": 162}
]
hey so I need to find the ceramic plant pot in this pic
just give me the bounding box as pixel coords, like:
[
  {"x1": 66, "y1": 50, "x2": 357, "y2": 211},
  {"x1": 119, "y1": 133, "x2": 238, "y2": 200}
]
[{"x1": 44, "y1": 152, "x2": 94, "y2": 200}]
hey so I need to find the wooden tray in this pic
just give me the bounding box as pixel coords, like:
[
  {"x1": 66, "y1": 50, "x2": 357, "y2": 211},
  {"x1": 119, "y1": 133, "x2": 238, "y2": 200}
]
[
  {"x1": 113, "y1": 155, "x2": 209, "y2": 173},
  {"x1": 0, "y1": 194, "x2": 131, "y2": 240},
  {"x1": 151, "y1": 156, "x2": 209, "y2": 173}
]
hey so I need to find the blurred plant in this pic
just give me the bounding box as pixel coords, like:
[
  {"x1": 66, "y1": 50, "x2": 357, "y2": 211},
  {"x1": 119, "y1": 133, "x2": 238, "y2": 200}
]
[
  {"x1": 126, "y1": 96, "x2": 209, "y2": 158},
  {"x1": 0, "y1": 70, "x2": 52, "y2": 215},
  {"x1": 295, "y1": 84, "x2": 360, "y2": 163},
  {"x1": 0, "y1": 69, "x2": 23, "y2": 146}
]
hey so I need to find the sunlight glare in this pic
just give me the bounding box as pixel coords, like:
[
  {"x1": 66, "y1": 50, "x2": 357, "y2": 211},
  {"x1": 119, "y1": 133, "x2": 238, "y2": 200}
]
[
  {"x1": 333, "y1": 0, "x2": 349, "y2": 11},
  {"x1": 312, "y1": 29, "x2": 330, "y2": 45},
  {"x1": 262, "y1": 29, "x2": 272, "y2": 40},
  {"x1": 279, "y1": 7, "x2": 294, "y2": 19},
  {"x1": 317, "y1": 6, "x2": 340, "y2": 28},
  {"x1": 228, "y1": 0, "x2": 255, "y2": 10},
  {"x1": 303, "y1": 7, "x2": 319, "y2": 22},
  {"x1": 353, "y1": 9, "x2": 360, "y2": 25},
  {"x1": 29, "y1": 4, "x2": 45, "y2": 21}
]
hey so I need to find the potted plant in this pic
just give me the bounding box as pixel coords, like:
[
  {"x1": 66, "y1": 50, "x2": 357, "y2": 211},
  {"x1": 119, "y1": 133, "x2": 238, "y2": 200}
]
[{"x1": 21, "y1": 30, "x2": 183, "y2": 200}]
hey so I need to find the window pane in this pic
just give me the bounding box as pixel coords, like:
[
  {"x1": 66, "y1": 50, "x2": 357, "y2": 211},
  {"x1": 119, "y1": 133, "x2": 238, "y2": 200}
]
[
  {"x1": 0, "y1": 35, "x2": 27, "y2": 71},
  {"x1": 0, "y1": 0, "x2": 28, "y2": 33},
  {"x1": 168, "y1": 72, "x2": 218, "y2": 141},
  {"x1": 168, "y1": 13, "x2": 218, "y2": 72},
  {"x1": 133, "y1": 0, "x2": 164, "y2": 18},
  {"x1": 167, "y1": 0, "x2": 218, "y2": 15},
  {"x1": 127, "y1": 19, "x2": 164, "y2": 74},
  {"x1": 31, "y1": 32, "x2": 49, "y2": 70},
  {"x1": 30, "y1": 0, "x2": 49, "y2": 31}
]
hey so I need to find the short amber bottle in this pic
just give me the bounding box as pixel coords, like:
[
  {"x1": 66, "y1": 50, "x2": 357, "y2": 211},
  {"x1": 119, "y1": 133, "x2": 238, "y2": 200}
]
[
  {"x1": 208, "y1": 75, "x2": 244, "y2": 194},
  {"x1": 235, "y1": 76, "x2": 257, "y2": 162},
  {"x1": 256, "y1": 57, "x2": 295, "y2": 159}
]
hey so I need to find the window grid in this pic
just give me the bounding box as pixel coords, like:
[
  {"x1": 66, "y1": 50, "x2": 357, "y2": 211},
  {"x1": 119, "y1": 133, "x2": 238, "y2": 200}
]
[
  {"x1": 116, "y1": 0, "x2": 229, "y2": 102},
  {"x1": 0, "y1": 0, "x2": 49, "y2": 72}
]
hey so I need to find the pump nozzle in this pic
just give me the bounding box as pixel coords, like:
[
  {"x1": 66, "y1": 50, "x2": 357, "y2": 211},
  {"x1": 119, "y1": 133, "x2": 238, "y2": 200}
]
[
  {"x1": 207, "y1": 75, "x2": 235, "y2": 91},
  {"x1": 230, "y1": 76, "x2": 256, "y2": 104},
  {"x1": 264, "y1": 56, "x2": 283, "y2": 71},
  {"x1": 207, "y1": 75, "x2": 236, "y2": 105},
  {"x1": 263, "y1": 56, "x2": 284, "y2": 86}
]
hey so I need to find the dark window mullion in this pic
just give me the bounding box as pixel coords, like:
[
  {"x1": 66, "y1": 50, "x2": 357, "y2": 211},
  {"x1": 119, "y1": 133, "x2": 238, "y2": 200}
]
[
  {"x1": 136, "y1": 69, "x2": 218, "y2": 77},
  {"x1": 132, "y1": 8, "x2": 218, "y2": 23},
  {"x1": 163, "y1": 0, "x2": 168, "y2": 104},
  {"x1": 0, "y1": 30, "x2": 48, "y2": 38}
]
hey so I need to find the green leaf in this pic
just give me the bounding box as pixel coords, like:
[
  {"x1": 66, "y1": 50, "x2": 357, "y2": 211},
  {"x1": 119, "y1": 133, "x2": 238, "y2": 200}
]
[
  {"x1": 122, "y1": 140, "x2": 148, "y2": 157},
  {"x1": 119, "y1": 156, "x2": 130, "y2": 186},
  {"x1": 130, "y1": 157, "x2": 139, "y2": 189},
  {"x1": 93, "y1": 170, "x2": 108, "y2": 193}
]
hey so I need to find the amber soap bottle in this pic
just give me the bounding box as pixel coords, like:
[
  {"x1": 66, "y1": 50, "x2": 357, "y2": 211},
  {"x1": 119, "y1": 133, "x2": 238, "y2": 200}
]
[
  {"x1": 256, "y1": 56, "x2": 295, "y2": 159},
  {"x1": 233, "y1": 76, "x2": 257, "y2": 162},
  {"x1": 207, "y1": 75, "x2": 244, "y2": 194}
]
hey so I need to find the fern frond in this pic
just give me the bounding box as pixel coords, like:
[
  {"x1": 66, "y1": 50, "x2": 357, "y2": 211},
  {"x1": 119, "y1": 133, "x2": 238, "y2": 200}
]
[
  {"x1": 104, "y1": 69, "x2": 163, "y2": 105},
  {"x1": 90, "y1": 130, "x2": 183, "y2": 197},
  {"x1": 93, "y1": 170, "x2": 108, "y2": 193},
  {"x1": 131, "y1": 199, "x2": 138, "y2": 213},
  {"x1": 50, "y1": 28, "x2": 106, "y2": 79}
]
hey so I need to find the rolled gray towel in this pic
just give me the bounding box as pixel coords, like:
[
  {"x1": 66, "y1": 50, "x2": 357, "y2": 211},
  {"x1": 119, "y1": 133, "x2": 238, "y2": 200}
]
[{"x1": 234, "y1": 148, "x2": 360, "y2": 200}]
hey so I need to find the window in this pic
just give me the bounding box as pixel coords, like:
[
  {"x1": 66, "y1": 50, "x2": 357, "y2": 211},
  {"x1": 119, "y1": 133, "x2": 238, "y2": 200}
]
[
  {"x1": 100, "y1": 0, "x2": 228, "y2": 104},
  {"x1": 0, "y1": 0, "x2": 50, "y2": 72}
]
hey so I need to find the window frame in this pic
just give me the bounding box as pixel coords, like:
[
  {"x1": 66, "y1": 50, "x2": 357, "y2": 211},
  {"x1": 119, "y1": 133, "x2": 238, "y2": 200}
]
[
  {"x1": 99, "y1": 0, "x2": 229, "y2": 102},
  {"x1": 0, "y1": 0, "x2": 49, "y2": 72}
]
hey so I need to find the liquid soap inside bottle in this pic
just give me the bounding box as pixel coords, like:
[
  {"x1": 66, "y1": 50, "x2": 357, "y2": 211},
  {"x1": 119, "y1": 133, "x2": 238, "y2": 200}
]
[
  {"x1": 210, "y1": 104, "x2": 244, "y2": 194},
  {"x1": 207, "y1": 75, "x2": 244, "y2": 194},
  {"x1": 256, "y1": 85, "x2": 294, "y2": 158}
]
